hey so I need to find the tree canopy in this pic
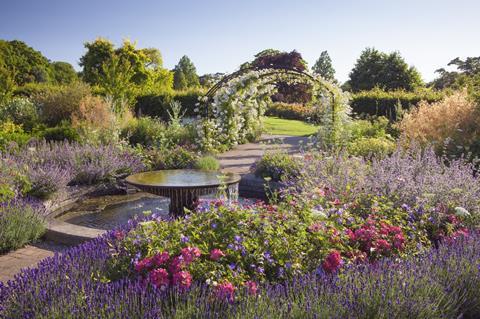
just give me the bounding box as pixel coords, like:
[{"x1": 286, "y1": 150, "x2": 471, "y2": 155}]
[
  {"x1": 312, "y1": 51, "x2": 335, "y2": 81},
  {"x1": 173, "y1": 55, "x2": 200, "y2": 90},
  {"x1": 347, "y1": 48, "x2": 423, "y2": 92},
  {"x1": 51, "y1": 61, "x2": 77, "y2": 84}
]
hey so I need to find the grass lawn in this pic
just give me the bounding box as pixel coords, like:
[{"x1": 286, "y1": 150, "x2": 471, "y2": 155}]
[{"x1": 263, "y1": 116, "x2": 319, "y2": 136}]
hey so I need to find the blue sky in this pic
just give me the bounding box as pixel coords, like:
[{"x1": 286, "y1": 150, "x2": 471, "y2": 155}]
[{"x1": 0, "y1": 0, "x2": 478, "y2": 83}]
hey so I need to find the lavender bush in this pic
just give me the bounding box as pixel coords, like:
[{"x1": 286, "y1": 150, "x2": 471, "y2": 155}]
[
  {"x1": 286, "y1": 146, "x2": 480, "y2": 221},
  {"x1": 0, "y1": 198, "x2": 46, "y2": 253},
  {"x1": 0, "y1": 217, "x2": 478, "y2": 318}
]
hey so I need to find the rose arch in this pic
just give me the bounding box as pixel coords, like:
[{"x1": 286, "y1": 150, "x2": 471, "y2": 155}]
[{"x1": 195, "y1": 66, "x2": 351, "y2": 152}]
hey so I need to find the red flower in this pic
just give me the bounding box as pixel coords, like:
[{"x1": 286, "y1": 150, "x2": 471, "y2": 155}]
[
  {"x1": 149, "y1": 268, "x2": 169, "y2": 289},
  {"x1": 322, "y1": 250, "x2": 343, "y2": 273},
  {"x1": 172, "y1": 271, "x2": 192, "y2": 290},
  {"x1": 134, "y1": 257, "x2": 153, "y2": 272},
  {"x1": 210, "y1": 249, "x2": 226, "y2": 261},
  {"x1": 113, "y1": 230, "x2": 125, "y2": 240},
  {"x1": 215, "y1": 281, "x2": 236, "y2": 302},
  {"x1": 245, "y1": 280, "x2": 258, "y2": 295},
  {"x1": 152, "y1": 251, "x2": 170, "y2": 266}
]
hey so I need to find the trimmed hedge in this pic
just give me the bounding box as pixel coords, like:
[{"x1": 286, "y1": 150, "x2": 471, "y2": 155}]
[
  {"x1": 135, "y1": 89, "x2": 206, "y2": 121},
  {"x1": 350, "y1": 88, "x2": 444, "y2": 121}
]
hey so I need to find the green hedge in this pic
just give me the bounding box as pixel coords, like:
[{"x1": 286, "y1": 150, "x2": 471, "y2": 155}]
[
  {"x1": 135, "y1": 89, "x2": 206, "y2": 121},
  {"x1": 350, "y1": 88, "x2": 444, "y2": 121}
]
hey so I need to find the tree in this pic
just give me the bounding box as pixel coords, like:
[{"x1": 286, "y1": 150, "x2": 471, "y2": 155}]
[
  {"x1": 312, "y1": 51, "x2": 335, "y2": 81},
  {"x1": 347, "y1": 48, "x2": 423, "y2": 92},
  {"x1": 51, "y1": 61, "x2": 77, "y2": 84},
  {"x1": 79, "y1": 38, "x2": 115, "y2": 85},
  {"x1": 430, "y1": 56, "x2": 480, "y2": 90},
  {"x1": 0, "y1": 40, "x2": 52, "y2": 85},
  {"x1": 173, "y1": 55, "x2": 200, "y2": 90}
]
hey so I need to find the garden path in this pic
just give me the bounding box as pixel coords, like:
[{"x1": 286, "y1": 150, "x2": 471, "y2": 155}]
[
  {"x1": 0, "y1": 134, "x2": 307, "y2": 283},
  {"x1": 218, "y1": 134, "x2": 310, "y2": 174}
]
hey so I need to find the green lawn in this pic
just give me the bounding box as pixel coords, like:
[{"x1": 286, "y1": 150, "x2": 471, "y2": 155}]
[{"x1": 263, "y1": 117, "x2": 319, "y2": 136}]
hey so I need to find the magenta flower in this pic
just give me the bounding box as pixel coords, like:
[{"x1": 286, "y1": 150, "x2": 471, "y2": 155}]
[
  {"x1": 169, "y1": 256, "x2": 185, "y2": 273},
  {"x1": 215, "y1": 281, "x2": 236, "y2": 302},
  {"x1": 375, "y1": 239, "x2": 392, "y2": 252},
  {"x1": 210, "y1": 248, "x2": 226, "y2": 261},
  {"x1": 181, "y1": 247, "x2": 201, "y2": 263},
  {"x1": 134, "y1": 257, "x2": 153, "y2": 272},
  {"x1": 172, "y1": 271, "x2": 192, "y2": 290},
  {"x1": 152, "y1": 251, "x2": 170, "y2": 266},
  {"x1": 149, "y1": 268, "x2": 169, "y2": 289}
]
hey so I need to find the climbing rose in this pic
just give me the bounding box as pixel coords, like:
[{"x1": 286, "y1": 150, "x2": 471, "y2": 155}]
[
  {"x1": 172, "y1": 271, "x2": 192, "y2": 290},
  {"x1": 152, "y1": 251, "x2": 170, "y2": 266},
  {"x1": 245, "y1": 280, "x2": 258, "y2": 295},
  {"x1": 210, "y1": 249, "x2": 226, "y2": 261},
  {"x1": 322, "y1": 250, "x2": 343, "y2": 273},
  {"x1": 216, "y1": 281, "x2": 236, "y2": 302},
  {"x1": 134, "y1": 257, "x2": 153, "y2": 272},
  {"x1": 181, "y1": 247, "x2": 201, "y2": 263},
  {"x1": 149, "y1": 268, "x2": 169, "y2": 289}
]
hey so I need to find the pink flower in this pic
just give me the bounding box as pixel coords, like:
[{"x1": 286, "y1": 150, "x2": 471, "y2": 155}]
[
  {"x1": 152, "y1": 251, "x2": 170, "y2": 266},
  {"x1": 245, "y1": 281, "x2": 258, "y2": 295},
  {"x1": 308, "y1": 222, "x2": 324, "y2": 233},
  {"x1": 345, "y1": 229, "x2": 356, "y2": 241},
  {"x1": 181, "y1": 247, "x2": 202, "y2": 263},
  {"x1": 210, "y1": 249, "x2": 226, "y2": 261},
  {"x1": 114, "y1": 230, "x2": 125, "y2": 240},
  {"x1": 172, "y1": 271, "x2": 192, "y2": 290},
  {"x1": 149, "y1": 268, "x2": 169, "y2": 289},
  {"x1": 134, "y1": 257, "x2": 153, "y2": 272},
  {"x1": 447, "y1": 215, "x2": 459, "y2": 225},
  {"x1": 375, "y1": 239, "x2": 392, "y2": 252},
  {"x1": 331, "y1": 198, "x2": 341, "y2": 206},
  {"x1": 215, "y1": 281, "x2": 236, "y2": 302},
  {"x1": 322, "y1": 250, "x2": 343, "y2": 273}
]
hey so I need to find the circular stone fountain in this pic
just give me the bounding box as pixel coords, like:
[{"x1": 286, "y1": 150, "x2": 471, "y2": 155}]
[{"x1": 125, "y1": 169, "x2": 241, "y2": 216}]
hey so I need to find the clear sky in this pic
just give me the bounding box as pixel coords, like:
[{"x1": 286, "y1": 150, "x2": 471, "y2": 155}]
[{"x1": 1, "y1": 0, "x2": 479, "y2": 83}]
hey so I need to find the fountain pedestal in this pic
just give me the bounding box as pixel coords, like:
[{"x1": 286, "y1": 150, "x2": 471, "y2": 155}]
[{"x1": 125, "y1": 169, "x2": 241, "y2": 216}]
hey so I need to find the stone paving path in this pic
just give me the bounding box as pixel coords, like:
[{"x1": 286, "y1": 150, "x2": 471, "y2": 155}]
[
  {"x1": 218, "y1": 134, "x2": 309, "y2": 174},
  {"x1": 0, "y1": 134, "x2": 307, "y2": 283}
]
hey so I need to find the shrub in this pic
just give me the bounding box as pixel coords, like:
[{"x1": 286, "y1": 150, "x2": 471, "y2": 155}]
[
  {"x1": 265, "y1": 102, "x2": 312, "y2": 121},
  {"x1": 0, "y1": 97, "x2": 39, "y2": 131},
  {"x1": 135, "y1": 88, "x2": 205, "y2": 121},
  {"x1": 350, "y1": 88, "x2": 444, "y2": 120},
  {"x1": 37, "y1": 125, "x2": 80, "y2": 143},
  {"x1": 26, "y1": 163, "x2": 72, "y2": 199},
  {"x1": 0, "y1": 157, "x2": 31, "y2": 201},
  {"x1": 253, "y1": 151, "x2": 302, "y2": 182},
  {"x1": 146, "y1": 146, "x2": 199, "y2": 170},
  {"x1": 397, "y1": 90, "x2": 480, "y2": 160},
  {"x1": 194, "y1": 155, "x2": 220, "y2": 171},
  {"x1": 0, "y1": 199, "x2": 45, "y2": 253},
  {"x1": 0, "y1": 121, "x2": 32, "y2": 150},
  {"x1": 71, "y1": 94, "x2": 115, "y2": 131},
  {"x1": 120, "y1": 117, "x2": 165, "y2": 147},
  {"x1": 347, "y1": 136, "x2": 396, "y2": 158},
  {"x1": 33, "y1": 82, "x2": 92, "y2": 126}
]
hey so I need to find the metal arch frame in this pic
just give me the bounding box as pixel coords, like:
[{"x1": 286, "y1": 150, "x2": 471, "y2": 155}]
[{"x1": 202, "y1": 66, "x2": 337, "y2": 123}]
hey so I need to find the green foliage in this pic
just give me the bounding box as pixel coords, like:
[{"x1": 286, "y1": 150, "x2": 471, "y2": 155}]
[
  {"x1": 13, "y1": 82, "x2": 62, "y2": 98},
  {"x1": 0, "y1": 122, "x2": 32, "y2": 150},
  {"x1": 347, "y1": 136, "x2": 396, "y2": 158},
  {"x1": 347, "y1": 48, "x2": 423, "y2": 92},
  {"x1": 194, "y1": 155, "x2": 220, "y2": 171},
  {"x1": 0, "y1": 156, "x2": 31, "y2": 201},
  {"x1": 79, "y1": 38, "x2": 115, "y2": 85},
  {"x1": 254, "y1": 151, "x2": 302, "y2": 182},
  {"x1": 173, "y1": 55, "x2": 200, "y2": 90},
  {"x1": 0, "y1": 58, "x2": 16, "y2": 104},
  {"x1": 312, "y1": 50, "x2": 335, "y2": 81},
  {"x1": 50, "y1": 61, "x2": 77, "y2": 84},
  {"x1": 0, "y1": 97, "x2": 39, "y2": 131},
  {"x1": 350, "y1": 88, "x2": 444, "y2": 120},
  {"x1": 38, "y1": 125, "x2": 80, "y2": 143}
]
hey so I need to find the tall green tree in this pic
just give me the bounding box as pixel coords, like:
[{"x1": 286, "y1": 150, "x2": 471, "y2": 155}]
[
  {"x1": 312, "y1": 51, "x2": 335, "y2": 81},
  {"x1": 50, "y1": 61, "x2": 77, "y2": 84},
  {"x1": 347, "y1": 48, "x2": 423, "y2": 92},
  {"x1": 173, "y1": 55, "x2": 200, "y2": 90},
  {"x1": 79, "y1": 38, "x2": 115, "y2": 85}
]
